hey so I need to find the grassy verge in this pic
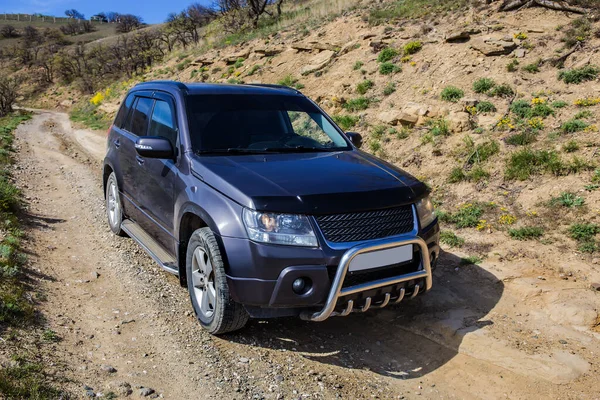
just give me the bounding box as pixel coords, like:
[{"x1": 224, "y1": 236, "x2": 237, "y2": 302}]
[
  {"x1": 0, "y1": 112, "x2": 65, "y2": 398},
  {"x1": 69, "y1": 102, "x2": 112, "y2": 131}
]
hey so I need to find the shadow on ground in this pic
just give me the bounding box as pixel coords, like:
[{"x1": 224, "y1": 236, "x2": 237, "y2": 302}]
[{"x1": 226, "y1": 249, "x2": 503, "y2": 380}]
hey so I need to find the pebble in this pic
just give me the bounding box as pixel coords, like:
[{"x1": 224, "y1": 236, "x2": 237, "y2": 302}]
[
  {"x1": 559, "y1": 339, "x2": 568, "y2": 345},
  {"x1": 239, "y1": 357, "x2": 250, "y2": 363},
  {"x1": 100, "y1": 364, "x2": 117, "y2": 373},
  {"x1": 591, "y1": 283, "x2": 600, "y2": 291},
  {"x1": 140, "y1": 387, "x2": 155, "y2": 397}
]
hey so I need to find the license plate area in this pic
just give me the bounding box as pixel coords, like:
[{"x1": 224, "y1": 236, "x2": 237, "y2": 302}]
[{"x1": 348, "y1": 245, "x2": 413, "y2": 272}]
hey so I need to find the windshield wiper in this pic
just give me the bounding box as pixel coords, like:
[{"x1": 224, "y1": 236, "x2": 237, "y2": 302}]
[
  {"x1": 196, "y1": 148, "x2": 276, "y2": 155},
  {"x1": 262, "y1": 146, "x2": 339, "y2": 153}
]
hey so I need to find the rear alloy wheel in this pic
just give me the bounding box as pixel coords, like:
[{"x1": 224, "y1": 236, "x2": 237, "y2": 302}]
[
  {"x1": 105, "y1": 172, "x2": 124, "y2": 236},
  {"x1": 186, "y1": 227, "x2": 249, "y2": 334}
]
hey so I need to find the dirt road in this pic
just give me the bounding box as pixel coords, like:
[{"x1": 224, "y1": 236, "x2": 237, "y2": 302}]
[{"x1": 12, "y1": 111, "x2": 600, "y2": 399}]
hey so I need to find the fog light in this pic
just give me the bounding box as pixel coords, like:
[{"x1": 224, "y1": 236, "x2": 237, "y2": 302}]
[{"x1": 292, "y1": 278, "x2": 306, "y2": 294}]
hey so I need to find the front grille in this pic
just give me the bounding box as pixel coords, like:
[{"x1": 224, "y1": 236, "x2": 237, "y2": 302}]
[
  {"x1": 327, "y1": 247, "x2": 421, "y2": 288},
  {"x1": 315, "y1": 205, "x2": 414, "y2": 243}
]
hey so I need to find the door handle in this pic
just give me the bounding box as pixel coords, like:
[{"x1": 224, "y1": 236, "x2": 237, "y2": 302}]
[
  {"x1": 113, "y1": 139, "x2": 120, "y2": 149},
  {"x1": 135, "y1": 155, "x2": 145, "y2": 166}
]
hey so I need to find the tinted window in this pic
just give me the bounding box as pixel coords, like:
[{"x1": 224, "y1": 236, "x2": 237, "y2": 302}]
[
  {"x1": 186, "y1": 95, "x2": 350, "y2": 153},
  {"x1": 149, "y1": 100, "x2": 177, "y2": 147},
  {"x1": 114, "y1": 93, "x2": 135, "y2": 129},
  {"x1": 129, "y1": 97, "x2": 154, "y2": 136}
]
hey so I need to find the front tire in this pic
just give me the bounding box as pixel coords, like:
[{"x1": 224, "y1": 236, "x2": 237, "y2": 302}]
[
  {"x1": 186, "y1": 227, "x2": 249, "y2": 334},
  {"x1": 105, "y1": 172, "x2": 125, "y2": 236}
]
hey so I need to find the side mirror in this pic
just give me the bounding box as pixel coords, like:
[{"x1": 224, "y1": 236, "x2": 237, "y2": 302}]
[
  {"x1": 346, "y1": 132, "x2": 363, "y2": 148},
  {"x1": 135, "y1": 137, "x2": 174, "y2": 159}
]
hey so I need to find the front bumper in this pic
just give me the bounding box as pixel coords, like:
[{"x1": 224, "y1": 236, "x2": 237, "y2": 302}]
[{"x1": 224, "y1": 220, "x2": 439, "y2": 320}]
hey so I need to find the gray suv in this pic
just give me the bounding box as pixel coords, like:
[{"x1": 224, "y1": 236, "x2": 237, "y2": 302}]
[{"x1": 103, "y1": 81, "x2": 440, "y2": 334}]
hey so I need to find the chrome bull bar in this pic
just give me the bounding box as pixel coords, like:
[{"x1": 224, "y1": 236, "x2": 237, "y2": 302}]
[{"x1": 300, "y1": 237, "x2": 432, "y2": 322}]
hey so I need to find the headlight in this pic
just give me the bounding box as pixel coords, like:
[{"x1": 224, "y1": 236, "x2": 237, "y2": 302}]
[
  {"x1": 242, "y1": 209, "x2": 318, "y2": 247},
  {"x1": 416, "y1": 196, "x2": 436, "y2": 229}
]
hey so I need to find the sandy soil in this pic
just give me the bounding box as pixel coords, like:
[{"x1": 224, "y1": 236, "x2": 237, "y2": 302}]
[{"x1": 11, "y1": 110, "x2": 600, "y2": 399}]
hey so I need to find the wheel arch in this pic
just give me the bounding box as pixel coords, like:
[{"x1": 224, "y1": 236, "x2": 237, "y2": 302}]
[{"x1": 102, "y1": 163, "x2": 114, "y2": 198}]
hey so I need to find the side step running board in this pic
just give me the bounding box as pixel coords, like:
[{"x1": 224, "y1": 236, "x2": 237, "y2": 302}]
[{"x1": 121, "y1": 220, "x2": 178, "y2": 275}]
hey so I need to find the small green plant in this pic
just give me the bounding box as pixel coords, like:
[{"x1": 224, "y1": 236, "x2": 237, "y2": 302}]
[
  {"x1": 561, "y1": 119, "x2": 589, "y2": 133},
  {"x1": 574, "y1": 110, "x2": 593, "y2": 119},
  {"x1": 552, "y1": 100, "x2": 569, "y2": 108},
  {"x1": 514, "y1": 32, "x2": 528, "y2": 40},
  {"x1": 356, "y1": 80, "x2": 374, "y2": 95},
  {"x1": 460, "y1": 255, "x2": 483, "y2": 265},
  {"x1": 558, "y1": 65, "x2": 600, "y2": 84},
  {"x1": 469, "y1": 166, "x2": 490, "y2": 182},
  {"x1": 505, "y1": 149, "x2": 564, "y2": 180},
  {"x1": 247, "y1": 65, "x2": 261, "y2": 76},
  {"x1": 234, "y1": 58, "x2": 245, "y2": 68},
  {"x1": 563, "y1": 140, "x2": 579, "y2": 153},
  {"x1": 476, "y1": 101, "x2": 496, "y2": 113},
  {"x1": 353, "y1": 61, "x2": 364, "y2": 70},
  {"x1": 473, "y1": 78, "x2": 496, "y2": 94},
  {"x1": 508, "y1": 226, "x2": 544, "y2": 240},
  {"x1": 578, "y1": 242, "x2": 598, "y2": 253},
  {"x1": 507, "y1": 59, "x2": 519, "y2": 72},
  {"x1": 69, "y1": 103, "x2": 111, "y2": 131},
  {"x1": 523, "y1": 62, "x2": 540, "y2": 73},
  {"x1": 383, "y1": 82, "x2": 396, "y2": 96},
  {"x1": 403, "y1": 41, "x2": 422, "y2": 55},
  {"x1": 489, "y1": 84, "x2": 515, "y2": 98},
  {"x1": 550, "y1": 191, "x2": 585, "y2": 208},
  {"x1": 343, "y1": 97, "x2": 371, "y2": 112},
  {"x1": 569, "y1": 223, "x2": 599, "y2": 252},
  {"x1": 440, "y1": 86, "x2": 464, "y2": 102},
  {"x1": 466, "y1": 140, "x2": 500, "y2": 164},
  {"x1": 377, "y1": 47, "x2": 399, "y2": 63},
  {"x1": 395, "y1": 126, "x2": 410, "y2": 139},
  {"x1": 510, "y1": 100, "x2": 532, "y2": 118},
  {"x1": 506, "y1": 131, "x2": 537, "y2": 146},
  {"x1": 428, "y1": 118, "x2": 450, "y2": 137},
  {"x1": 439, "y1": 203, "x2": 485, "y2": 228},
  {"x1": 369, "y1": 139, "x2": 382, "y2": 153},
  {"x1": 379, "y1": 62, "x2": 401, "y2": 75},
  {"x1": 278, "y1": 75, "x2": 304, "y2": 89},
  {"x1": 42, "y1": 329, "x2": 60, "y2": 342},
  {"x1": 530, "y1": 103, "x2": 555, "y2": 118},
  {"x1": 448, "y1": 167, "x2": 466, "y2": 183},
  {"x1": 332, "y1": 115, "x2": 359, "y2": 131},
  {"x1": 371, "y1": 125, "x2": 386, "y2": 139},
  {"x1": 440, "y1": 231, "x2": 465, "y2": 247}
]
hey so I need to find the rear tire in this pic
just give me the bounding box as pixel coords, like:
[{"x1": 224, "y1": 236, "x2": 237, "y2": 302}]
[
  {"x1": 105, "y1": 172, "x2": 125, "y2": 236},
  {"x1": 186, "y1": 227, "x2": 249, "y2": 334}
]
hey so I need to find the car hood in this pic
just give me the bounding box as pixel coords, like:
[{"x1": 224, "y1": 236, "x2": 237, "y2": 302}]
[{"x1": 190, "y1": 150, "x2": 428, "y2": 215}]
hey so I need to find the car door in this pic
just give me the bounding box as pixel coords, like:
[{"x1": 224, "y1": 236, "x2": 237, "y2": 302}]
[
  {"x1": 134, "y1": 93, "x2": 179, "y2": 254},
  {"x1": 119, "y1": 93, "x2": 154, "y2": 223}
]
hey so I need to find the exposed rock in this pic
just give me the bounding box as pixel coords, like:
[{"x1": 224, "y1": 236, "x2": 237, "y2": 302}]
[
  {"x1": 369, "y1": 40, "x2": 390, "y2": 53},
  {"x1": 309, "y1": 41, "x2": 339, "y2": 52},
  {"x1": 445, "y1": 30, "x2": 471, "y2": 43},
  {"x1": 253, "y1": 47, "x2": 284, "y2": 57},
  {"x1": 461, "y1": 98, "x2": 479, "y2": 107},
  {"x1": 192, "y1": 57, "x2": 214, "y2": 66},
  {"x1": 106, "y1": 381, "x2": 132, "y2": 397},
  {"x1": 339, "y1": 41, "x2": 358, "y2": 56},
  {"x1": 471, "y1": 37, "x2": 517, "y2": 56},
  {"x1": 361, "y1": 33, "x2": 377, "y2": 40},
  {"x1": 223, "y1": 50, "x2": 251, "y2": 64},
  {"x1": 300, "y1": 50, "x2": 336, "y2": 75},
  {"x1": 139, "y1": 387, "x2": 155, "y2": 397},
  {"x1": 291, "y1": 42, "x2": 314, "y2": 52},
  {"x1": 447, "y1": 111, "x2": 472, "y2": 132},
  {"x1": 377, "y1": 110, "x2": 418, "y2": 126},
  {"x1": 514, "y1": 48, "x2": 526, "y2": 58}
]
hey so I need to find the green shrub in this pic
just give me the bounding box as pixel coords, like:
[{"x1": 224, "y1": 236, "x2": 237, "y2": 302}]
[
  {"x1": 332, "y1": 115, "x2": 359, "y2": 131},
  {"x1": 379, "y1": 62, "x2": 401, "y2": 75},
  {"x1": 440, "y1": 86, "x2": 464, "y2": 102},
  {"x1": 473, "y1": 78, "x2": 496, "y2": 94},
  {"x1": 574, "y1": 110, "x2": 593, "y2": 119},
  {"x1": 489, "y1": 84, "x2": 515, "y2": 98},
  {"x1": 353, "y1": 61, "x2": 364, "y2": 70},
  {"x1": 371, "y1": 125, "x2": 386, "y2": 139},
  {"x1": 448, "y1": 167, "x2": 466, "y2": 183},
  {"x1": 369, "y1": 139, "x2": 382, "y2": 153},
  {"x1": 550, "y1": 191, "x2": 585, "y2": 208},
  {"x1": 403, "y1": 41, "x2": 422, "y2": 55},
  {"x1": 506, "y1": 131, "x2": 537, "y2": 146},
  {"x1": 476, "y1": 101, "x2": 496, "y2": 113},
  {"x1": 558, "y1": 65, "x2": 600, "y2": 84},
  {"x1": 563, "y1": 140, "x2": 579, "y2": 153},
  {"x1": 510, "y1": 100, "x2": 532, "y2": 118},
  {"x1": 507, "y1": 59, "x2": 519, "y2": 72},
  {"x1": 552, "y1": 100, "x2": 569, "y2": 108},
  {"x1": 460, "y1": 255, "x2": 483, "y2": 265},
  {"x1": 383, "y1": 82, "x2": 396, "y2": 96},
  {"x1": 466, "y1": 140, "x2": 500, "y2": 164},
  {"x1": 523, "y1": 63, "x2": 540, "y2": 73},
  {"x1": 469, "y1": 166, "x2": 490, "y2": 182},
  {"x1": 377, "y1": 47, "x2": 399, "y2": 63},
  {"x1": 530, "y1": 103, "x2": 555, "y2": 118},
  {"x1": 561, "y1": 119, "x2": 589, "y2": 133},
  {"x1": 234, "y1": 58, "x2": 245, "y2": 68},
  {"x1": 356, "y1": 80, "x2": 374, "y2": 95},
  {"x1": 343, "y1": 97, "x2": 371, "y2": 112},
  {"x1": 440, "y1": 231, "x2": 465, "y2": 247},
  {"x1": 440, "y1": 203, "x2": 485, "y2": 228},
  {"x1": 578, "y1": 241, "x2": 598, "y2": 253},
  {"x1": 278, "y1": 75, "x2": 305, "y2": 89},
  {"x1": 508, "y1": 226, "x2": 544, "y2": 240},
  {"x1": 569, "y1": 223, "x2": 599, "y2": 241},
  {"x1": 69, "y1": 103, "x2": 111, "y2": 131},
  {"x1": 247, "y1": 65, "x2": 261, "y2": 76},
  {"x1": 505, "y1": 149, "x2": 564, "y2": 180},
  {"x1": 428, "y1": 118, "x2": 450, "y2": 136}
]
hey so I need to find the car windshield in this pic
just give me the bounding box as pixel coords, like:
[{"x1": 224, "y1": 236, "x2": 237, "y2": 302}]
[{"x1": 186, "y1": 94, "x2": 351, "y2": 154}]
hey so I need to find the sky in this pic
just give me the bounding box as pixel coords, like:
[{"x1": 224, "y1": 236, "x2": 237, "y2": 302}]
[{"x1": 0, "y1": 0, "x2": 213, "y2": 24}]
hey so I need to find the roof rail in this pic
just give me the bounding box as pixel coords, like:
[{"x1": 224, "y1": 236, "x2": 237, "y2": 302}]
[
  {"x1": 136, "y1": 80, "x2": 189, "y2": 92},
  {"x1": 244, "y1": 83, "x2": 300, "y2": 93}
]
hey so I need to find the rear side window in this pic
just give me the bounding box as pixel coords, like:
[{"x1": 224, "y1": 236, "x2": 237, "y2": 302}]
[
  {"x1": 128, "y1": 97, "x2": 154, "y2": 136},
  {"x1": 113, "y1": 93, "x2": 135, "y2": 129},
  {"x1": 149, "y1": 100, "x2": 177, "y2": 147}
]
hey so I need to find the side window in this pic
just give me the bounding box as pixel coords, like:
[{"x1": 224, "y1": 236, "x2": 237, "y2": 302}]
[
  {"x1": 113, "y1": 93, "x2": 135, "y2": 129},
  {"x1": 129, "y1": 97, "x2": 154, "y2": 136},
  {"x1": 149, "y1": 100, "x2": 177, "y2": 147}
]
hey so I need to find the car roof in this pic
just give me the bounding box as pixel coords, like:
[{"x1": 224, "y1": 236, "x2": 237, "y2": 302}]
[{"x1": 133, "y1": 81, "x2": 303, "y2": 97}]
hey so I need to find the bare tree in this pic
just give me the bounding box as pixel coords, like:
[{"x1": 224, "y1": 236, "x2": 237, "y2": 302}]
[
  {"x1": 116, "y1": 14, "x2": 143, "y2": 33},
  {"x1": 65, "y1": 9, "x2": 85, "y2": 19},
  {"x1": 0, "y1": 75, "x2": 20, "y2": 117},
  {"x1": 497, "y1": 0, "x2": 588, "y2": 13},
  {"x1": 106, "y1": 12, "x2": 121, "y2": 23}
]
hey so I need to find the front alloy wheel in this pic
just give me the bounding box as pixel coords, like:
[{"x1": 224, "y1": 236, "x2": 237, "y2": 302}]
[{"x1": 191, "y1": 247, "x2": 217, "y2": 319}]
